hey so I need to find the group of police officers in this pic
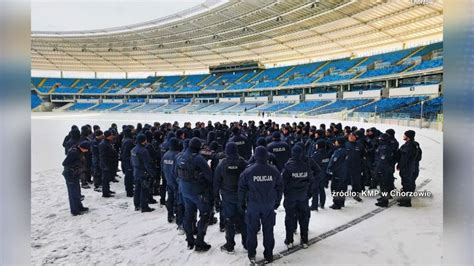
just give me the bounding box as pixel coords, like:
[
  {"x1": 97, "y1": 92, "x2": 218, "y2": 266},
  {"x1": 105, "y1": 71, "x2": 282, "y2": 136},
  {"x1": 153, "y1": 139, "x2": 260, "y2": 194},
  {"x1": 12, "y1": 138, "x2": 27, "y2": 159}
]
[{"x1": 62, "y1": 119, "x2": 422, "y2": 263}]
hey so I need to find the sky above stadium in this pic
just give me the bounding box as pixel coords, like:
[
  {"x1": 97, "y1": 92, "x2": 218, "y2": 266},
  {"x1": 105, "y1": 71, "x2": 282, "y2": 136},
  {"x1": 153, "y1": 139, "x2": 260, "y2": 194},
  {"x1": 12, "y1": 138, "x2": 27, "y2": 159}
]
[{"x1": 31, "y1": 0, "x2": 207, "y2": 32}]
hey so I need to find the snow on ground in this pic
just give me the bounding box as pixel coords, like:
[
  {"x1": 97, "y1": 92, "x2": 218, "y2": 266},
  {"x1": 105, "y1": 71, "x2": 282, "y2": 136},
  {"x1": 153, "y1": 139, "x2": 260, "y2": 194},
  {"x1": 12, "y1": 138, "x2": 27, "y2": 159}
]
[{"x1": 31, "y1": 112, "x2": 442, "y2": 265}]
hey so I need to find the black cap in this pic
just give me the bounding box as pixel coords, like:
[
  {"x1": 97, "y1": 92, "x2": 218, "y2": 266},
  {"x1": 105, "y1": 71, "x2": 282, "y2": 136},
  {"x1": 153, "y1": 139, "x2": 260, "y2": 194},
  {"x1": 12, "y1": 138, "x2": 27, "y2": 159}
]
[
  {"x1": 95, "y1": 130, "x2": 103, "y2": 137},
  {"x1": 404, "y1": 130, "x2": 415, "y2": 140},
  {"x1": 189, "y1": 137, "x2": 202, "y2": 152},
  {"x1": 336, "y1": 136, "x2": 346, "y2": 146},
  {"x1": 386, "y1": 129, "x2": 395, "y2": 137},
  {"x1": 272, "y1": 131, "x2": 281, "y2": 140},
  {"x1": 79, "y1": 140, "x2": 90, "y2": 150},
  {"x1": 136, "y1": 134, "x2": 146, "y2": 144},
  {"x1": 104, "y1": 130, "x2": 112, "y2": 138}
]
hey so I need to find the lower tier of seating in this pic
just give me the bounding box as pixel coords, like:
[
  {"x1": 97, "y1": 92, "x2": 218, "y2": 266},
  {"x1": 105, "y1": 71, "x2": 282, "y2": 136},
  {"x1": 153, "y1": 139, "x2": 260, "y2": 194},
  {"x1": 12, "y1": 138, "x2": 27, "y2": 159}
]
[{"x1": 307, "y1": 99, "x2": 373, "y2": 115}]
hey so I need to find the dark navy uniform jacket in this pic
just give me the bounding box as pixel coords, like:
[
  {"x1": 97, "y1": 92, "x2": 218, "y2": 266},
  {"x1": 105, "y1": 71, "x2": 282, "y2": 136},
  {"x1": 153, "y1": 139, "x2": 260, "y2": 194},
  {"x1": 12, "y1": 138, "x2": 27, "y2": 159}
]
[
  {"x1": 131, "y1": 144, "x2": 156, "y2": 181},
  {"x1": 238, "y1": 160, "x2": 283, "y2": 209},
  {"x1": 62, "y1": 145, "x2": 85, "y2": 178},
  {"x1": 247, "y1": 152, "x2": 278, "y2": 167},
  {"x1": 228, "y1": 134, "x2": 252, "y2": 160},
  {"x1": 267, "y1": 140, "x2": 291, "y2": 171},
  {"x1": 120, "y1": 137, "x2": 135, "y2": 172},
  {"x1": 99, "y1": 139, "x2": 116, "y2": 172},
  {"x1": 161, "y1": 149, "x2": 179, "y2": 188},
  {"x1": 91, "y1": 138, "x2": 101, "y2": 170},
  {"x1": 282, "y1": 133, "x2": 296, "y2": 146},
  {"x1": 311, "y1": 148, "x2": 331, "y2": 182},
  {"x1": 375, "y1": 141, "x2": 394, "y2": 174},
  {"x1": 213, "y1": 155, "x2": 247, "y2": 202},
  {"x1": 327, "y1": 147, "x2": 347, "y2": 180},
  {"x1": 398, "y1": 140, "x2": 418, "y2": 177},
  {"x1": 175, "y1": 150, "x2": 213, "y2": 194},
  {"x1": 282, "y1": 157, "x2": 313, "y2": 201},
  {"x1": 345, "y1": 140, "x2": 364, "y2": 171}
]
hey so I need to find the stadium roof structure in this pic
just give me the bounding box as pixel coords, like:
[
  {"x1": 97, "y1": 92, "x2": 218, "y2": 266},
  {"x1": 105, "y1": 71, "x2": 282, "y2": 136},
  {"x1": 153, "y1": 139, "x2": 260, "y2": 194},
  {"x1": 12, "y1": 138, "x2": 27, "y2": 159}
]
[{"x1": 31, "y1": 0, "x2": 443, "y2": 73}]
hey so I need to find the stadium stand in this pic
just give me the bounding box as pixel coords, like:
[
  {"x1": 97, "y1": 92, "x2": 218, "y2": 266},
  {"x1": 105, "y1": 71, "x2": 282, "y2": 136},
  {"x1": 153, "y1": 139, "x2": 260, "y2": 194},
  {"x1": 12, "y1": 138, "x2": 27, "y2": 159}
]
[
  {"x1": 308, "y1": 99, "x2": 373, "y2": 115},
  {"x1": 396, "y1": 96, "x2": 443, "y2": 118},
  {"x1": 222, "y1": 102, "x2": 263, "y2": 113},
  {"x1": 354, "y1": 96, "x2": 427, "y2": 113},
  {"x1": 66, "y1": 102, "x2": 97, "y2": 111},
  {"x1": 130, "y1": 103, "x2": 166, "y2": 112},
  {"x1": 88, "y1": 103, "x2": 121, "y2": 111},
  {"x1": 32, "y1": 43, "x2": 443, "y2": 97},
  {"x1": 198, "y1": 102, "x2": 237, "y2": 112},
  {"x1": 280, "y1": 100, "x2": 330, "y2": 113}
]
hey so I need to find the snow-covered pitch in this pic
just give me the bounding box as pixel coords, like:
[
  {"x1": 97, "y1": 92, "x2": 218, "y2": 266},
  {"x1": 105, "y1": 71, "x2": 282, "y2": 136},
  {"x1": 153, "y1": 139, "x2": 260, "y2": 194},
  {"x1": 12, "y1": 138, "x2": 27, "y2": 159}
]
[{"x1": 31, "y1": 112, "x2": 442, "y2": 265}]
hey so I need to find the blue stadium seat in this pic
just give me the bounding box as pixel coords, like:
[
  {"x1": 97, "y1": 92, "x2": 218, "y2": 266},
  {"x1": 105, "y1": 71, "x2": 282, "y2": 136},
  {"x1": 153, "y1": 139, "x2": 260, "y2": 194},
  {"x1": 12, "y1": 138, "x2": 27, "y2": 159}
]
[
  {"x1": 358, "y1": 65, "x2": 408, "y2": 79},
  {"x1": 88, "y1": 103, "x2": 121, "y2": 111},
  {"x1": 281, "y1": 101, "x2": 330, "y2": 113},
  {"x1": 308, "y1": 99, "x2": 373, "y2": 115},
  {"x1": 354, "y1": 96, "x2": 426, "y2": 113},
  {"x1": 409, "y1": 58, "x2": 443, "y2": 72},
  {"x1": 66, "y1": 102, "x2": 97, "y2": 111}
]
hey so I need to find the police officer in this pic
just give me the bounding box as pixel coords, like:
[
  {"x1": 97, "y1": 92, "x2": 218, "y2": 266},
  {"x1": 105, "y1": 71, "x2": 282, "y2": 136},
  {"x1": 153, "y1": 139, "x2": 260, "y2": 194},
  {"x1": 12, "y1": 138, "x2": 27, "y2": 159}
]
[
  {"x1": 120, "y1": 127, "x2": 135, "y2": 197},
  {"x1": 228, "y1": 127, "x2": 252, "y2": 160},
  {"x1": 374, "y1": 134, "x2": 395, "y2": 207},
  {"x1": 385, "y1": 129, "x2": 399, "y2": 191},
  {"x1": 176, "y1": 137, "x2": 213, "y2": 252},
  {"x1": 345, "y1": 132, "x2": 364, "y2": 202},
  {"x1": 327, "y1": 137, "x2": 347, "y2": 210},
  {"x1": 131, "y1": 134, "x2": 157, "y2": 212},
  {"x1": 62, "y1": 141, "x2": 90, "y2": 216},
  {"x1": 91, "y1": 130, "x2": 103, "y2": 192},
  {"x1": 238, "y1": 146, "x2": 283, "y2": 263},
  {"x1": 214, "y1": 142, "x2": 248, "y2": 254},
  {"x1": 396, "y1": 130, "x2": 419, "y2": 207},
  {"x1": 310, "y1": 139, "x2": 331, "y2": 210},
  {"x1": 282, "y1": 145, "x2": 313, "y2": 249},
  {"x1": 99, "y1": 130, "x2": 117, "y2": 198},
  {"x1": 161, "y1": 137, "x2": 181, "y2": 223},
  {"x1": 64, "y1": 128, "x2": 81, "y2": 155},
  {"x1": 267, "y1": 131, "x2": 291, "y2": 172},
  {"x1": 144, "y1": 131, "x2": 160, "y2": 205},
  {"x1": 79, "y1": 125, "x2": 93, "y2": 189}
]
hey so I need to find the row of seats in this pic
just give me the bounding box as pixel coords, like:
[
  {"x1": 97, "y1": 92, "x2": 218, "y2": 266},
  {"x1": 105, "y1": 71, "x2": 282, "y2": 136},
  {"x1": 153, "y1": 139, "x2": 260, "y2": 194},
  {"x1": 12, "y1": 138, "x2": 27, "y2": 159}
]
[
  {"x1": 282, "y1": 100, "x2": 330, "y2": 113},
  {"x1": 33, "y1": 42, "x2": 443, "y2": 95},
  {"x1": 56, "y1": 95, "x2": 442, "y2": 119},
  {"x1": 222, "y1": 102, "x2": 263, "y2": 113},
  {"x1": 354, "y1": 96, "x2": 426, "y2": 113},
  {"x1": 308, "y1": 99, "x2": 373, "y2": 115},
  {"x1": 396, "y1": 96, "x2": 443, "y2": 117},
  {"x1": 198, "y1": 102, "x2": 236, "y2": 112}
]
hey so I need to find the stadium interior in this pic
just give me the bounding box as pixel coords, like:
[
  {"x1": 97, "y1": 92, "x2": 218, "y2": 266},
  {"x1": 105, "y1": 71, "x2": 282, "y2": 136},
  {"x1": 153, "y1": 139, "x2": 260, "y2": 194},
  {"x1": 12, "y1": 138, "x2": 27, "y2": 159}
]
[{"x1": 31, "y1": 0, "x2": 443, "y2": 129}]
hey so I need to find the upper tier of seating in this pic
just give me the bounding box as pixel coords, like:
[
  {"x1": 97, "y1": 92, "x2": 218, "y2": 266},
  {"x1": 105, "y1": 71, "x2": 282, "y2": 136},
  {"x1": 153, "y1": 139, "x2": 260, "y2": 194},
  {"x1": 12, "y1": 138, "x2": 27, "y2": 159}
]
[{"x1": 32, "y1": 42, "x2": 443, "y2": 95}]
